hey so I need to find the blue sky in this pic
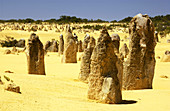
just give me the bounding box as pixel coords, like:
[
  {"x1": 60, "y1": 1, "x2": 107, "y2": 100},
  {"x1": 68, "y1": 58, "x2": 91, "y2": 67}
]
[{"x1": 0, "y1": 0, "x2": 169, "y2": 21}]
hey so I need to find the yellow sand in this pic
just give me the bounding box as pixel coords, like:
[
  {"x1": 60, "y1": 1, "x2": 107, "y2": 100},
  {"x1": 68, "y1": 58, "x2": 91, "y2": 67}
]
[{"x1": 0, "y1": 29, "x2": 170, "y2": 111}]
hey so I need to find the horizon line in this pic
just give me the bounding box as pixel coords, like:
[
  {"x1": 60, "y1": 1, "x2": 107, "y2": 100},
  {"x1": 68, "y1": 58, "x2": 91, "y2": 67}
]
[{"x1": 0, "y1": 13, "x2": 169, "y2": 22}]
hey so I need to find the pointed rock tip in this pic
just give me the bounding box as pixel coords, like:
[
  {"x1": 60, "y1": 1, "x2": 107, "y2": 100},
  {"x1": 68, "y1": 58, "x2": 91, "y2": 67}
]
[{"x1": 136, "y1": 13, "x2": 149, "y2": 18}]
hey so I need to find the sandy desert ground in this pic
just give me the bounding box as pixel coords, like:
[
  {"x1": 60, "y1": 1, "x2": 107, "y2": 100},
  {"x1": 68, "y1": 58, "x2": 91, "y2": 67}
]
[{"x1": 0, "y1": 28, "x2": 170, "y2": 111}]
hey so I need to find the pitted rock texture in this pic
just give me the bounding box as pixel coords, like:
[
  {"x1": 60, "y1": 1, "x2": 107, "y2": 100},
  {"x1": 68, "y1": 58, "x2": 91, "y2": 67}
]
[
  {"x1": 26, "y1": 33, "x2": 45, "y2": 75},
  {"x1": 82, "y1": 34, "x2": 90, "y2": 50},
  {"x1": 45, "y1": 39, "x2": 58, "y2": 52},
  {"x1": 88, "y1": 28, "x2": 122, "y2": 104},
  {"x1": 79, "y1": 37, "x2": 96, "y2": 83},
  {"x1": 120, "y1": 43, "x2": 129, "y2": 59},
  {"x1": 111, "y1": 33, "x2": 120, "y2": 54},
  {"x1": 78, "y1": 40, "x2": 83, "y2": 52},
  {"x1": 123, "y1": 14, "x2": 156, "y2": 90},
  {"x1": 62, "y1": 25, "x2": 77, "y2": 63},
  {"x1": 59, "y1": 34, "x2": 64, "y2": 55}
]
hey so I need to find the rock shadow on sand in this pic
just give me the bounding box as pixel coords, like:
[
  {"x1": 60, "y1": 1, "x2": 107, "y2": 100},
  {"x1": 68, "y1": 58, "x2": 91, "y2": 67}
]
[{"x1": 118, "y1": 100, "x2": 137, "y2": 105}]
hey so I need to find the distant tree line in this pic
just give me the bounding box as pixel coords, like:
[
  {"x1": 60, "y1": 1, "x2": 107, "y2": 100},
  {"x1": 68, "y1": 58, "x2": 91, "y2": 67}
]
[
  {"x1": 0, "y1": 15, "x2": 108, "y2": 24},
  {"x1": 0, "y1": 14, "x2": 169, "y2": 34},
  {"x1": 0, "y1": 14, "x2": 169, "y2": 24},
  {"x1": 117, "y1": 17, "x2": 133, "y2": 23},
  {"x1": 151, "y1": 15, "x2": 170, "y2": 34}
]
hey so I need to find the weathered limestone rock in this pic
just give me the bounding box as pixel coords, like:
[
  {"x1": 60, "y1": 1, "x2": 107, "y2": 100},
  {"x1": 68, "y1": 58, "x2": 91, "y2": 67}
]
[
  {"x1": 12, "y1": 46, "x2": 17, "y2": 52},
  {"x1": 111, "y1": 34, "x2": 123, "y2": 88},
  {"x1": 26, "y1": 33, "x2": 45, "y2": 75},
  {"x1": 89, "y1": 36, "x2": 96, "y2": 50},
  {"x1": 50, "y1": 40, "x2": 58, "y2": 52},
  {"x1": 111, "y1": 33, "x2": 120, "y2": 54},
  {"x1": 45, "y1": 41, "x2": 51, "y2": 51},
  {"x1": 75, "y1": 41, "x2": 78, "y2": 52},
  {"x1": 154, "y1": 31, "x2": 159, "y2": 42},
  {"x1": 15, "y1": 39, "x2": 25, "y2": 47},
  {"x1": 4, "y1": 49, "x2": 11, "y2": 54},
  {"x1": 78, "y1": 40, "x2": 83, "y2": 52},
  {"x1": 73, "y1": 33, "x2": 78, "y2": 52},
  {"x1": 11, "y1": 46, "x2": 19, "y2": 54},
  {"x1": 79, "y1": 37, "x2": 96, "y2": 83},
  {"x1": 82, "y1": 34, "x2": 90, "y2": 50},
  {"x1": 120, "y1": 43, "x2": 129, "y2": 59},
  {"x1": 44, "y1": 39, "x2": 58, "y2": 52},
  {"x1": 78, "y1": 53, "x2": 83, "y2": 61},
  {"x1": 5, "y1": 70, "x2": 14, "y2": 73},
  {"x1": 46, "y1": 40, "x2": 58, "y2": 52},
  {"x1": 0, "y1": 37, "x2": 15, "y2": 47},
  {"x1": 31, "y1": 25, "x2": 38, "y2": 32},
  {"x1": 59, "y1": 34, "x2": 64, "y2": 55},
  {"x1": 62, "y1": 25, "x2": 77, "y2": 63},
  {"x1": 88, "y1": 27, "x2": 122, "y2": 104},
  {"x1": 160, "y1": 50, "x2": 170, "y2": 62},
  {"x1": 116, "y1": 59, "x2": 123, "y2": 90},
  {"x1": 3, "y1": 47, "x2": 23, "y2": 55},
  {"x1": 0, "y1": 76, "x2": 3, "y2": 85},
  {"x1": 123, "y1": 14, "x2": 156, "y2": 90},
  {"x1": 0, "y1": 37, "x2": 25, "y2": 47},
  {"x1": 5, "y1": 83, "x2": 21, "y2": 93}
]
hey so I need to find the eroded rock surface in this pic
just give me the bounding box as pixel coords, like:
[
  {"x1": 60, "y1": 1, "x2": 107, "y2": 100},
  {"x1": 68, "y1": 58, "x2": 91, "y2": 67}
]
[
  {"x1": 78, "y1": 40, "x2": 83, "y2": 52},
  {"x1": 5, "y1": 83, "x2": 21, "y2": 93},
  {"x1": 123, "y1": 14, "x2": 156, "y2": 90},
  {"x1": 59, "y1": 34, "x2": 64, "y2": 55},
  {"x1": 45, "y1": 39, "x2": 58, "y2": 52},
  {"x1": 79, "y1": 37, "x2": 96, "y2": 83},
  {"x1": 111, "y1": 33, "x2": 120, "y2": 54},
  {"x1": 88, "y1": 27, "x2": 122, "y2": 104},
  {"x1": 120, "y1": 43, "x2": 129, "y2": 59},
  {"x1": 62, "y1": 25, "x2": 77, "y2": 63},
  {"x1": 26, "y1": 33, "x2": 45, "y2": 75}
]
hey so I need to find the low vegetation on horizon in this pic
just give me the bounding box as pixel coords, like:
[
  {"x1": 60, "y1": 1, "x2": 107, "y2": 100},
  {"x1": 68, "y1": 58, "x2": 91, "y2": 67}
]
[
  {"x1": 0, "y1": 14, "x2": 169, "y2": 35},
  {"x1": 0, "y1": 14, "x2": 169, "y2": 23}
]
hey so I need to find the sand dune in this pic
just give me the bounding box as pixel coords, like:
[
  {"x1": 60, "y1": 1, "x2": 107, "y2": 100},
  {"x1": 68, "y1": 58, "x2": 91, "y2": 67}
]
[{"x1": 0, "y1": 29, "x2": 170, "y2": 111}]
